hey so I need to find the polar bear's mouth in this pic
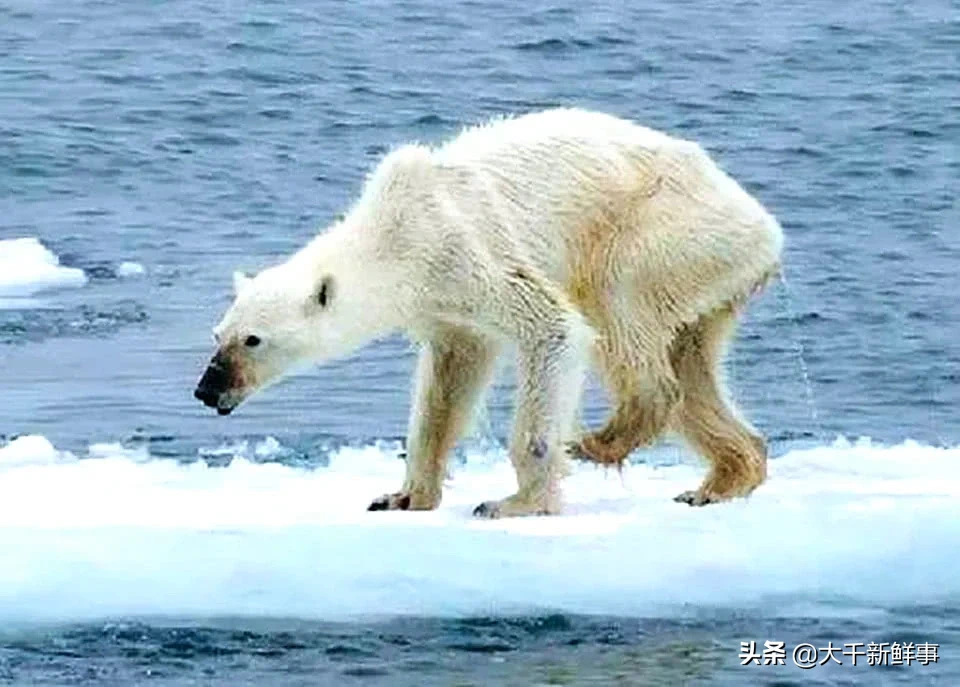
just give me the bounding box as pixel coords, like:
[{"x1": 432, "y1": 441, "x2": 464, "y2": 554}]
[
  {"x1": 195, "y1": 387, "x2": 242, "y2": 416},
  {"x1": 194, "y1": 350, "x2": 248, "y2": 416},
  {"x1": 194, "y1": 382, "x2": 244, "y2": 416}
]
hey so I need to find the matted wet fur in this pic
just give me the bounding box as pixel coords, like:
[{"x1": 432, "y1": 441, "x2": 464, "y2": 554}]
[{"x1": 570, "y1": 298, "x2": 771, "y2": 505}]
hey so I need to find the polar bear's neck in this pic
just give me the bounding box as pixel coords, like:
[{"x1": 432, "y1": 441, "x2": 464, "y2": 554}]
[{"x1": 296, "y1": 221, "x2": 416, "y2": 354}]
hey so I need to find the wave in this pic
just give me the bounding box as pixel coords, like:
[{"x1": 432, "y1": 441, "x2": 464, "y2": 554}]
[{"x1": 0, "y1": 435, "x2": 956, "y2": 623}]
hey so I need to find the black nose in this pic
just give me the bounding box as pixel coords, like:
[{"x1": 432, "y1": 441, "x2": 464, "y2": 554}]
[
  {"x1": 195, "y1": 359, "x2": 230, "y2": 408},
  {"x1": 194, "y1": 386, "x2": 220, "y2": 407},
  {"x1": 198, "y1": 360, "x2": 230, "y2": 390}
]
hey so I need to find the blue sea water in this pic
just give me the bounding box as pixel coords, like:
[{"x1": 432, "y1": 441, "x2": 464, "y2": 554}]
[{"x1": 1, "y1": 0, "x2": 958, "y2": 684}]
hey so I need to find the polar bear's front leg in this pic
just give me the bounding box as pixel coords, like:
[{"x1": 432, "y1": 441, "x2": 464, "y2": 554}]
[
  {"x1": 368, "y1": 328, "x2": 499, "y2": 512},
  {"x1": 472, "y1": 274, "x2": 591, "y2": 518}
]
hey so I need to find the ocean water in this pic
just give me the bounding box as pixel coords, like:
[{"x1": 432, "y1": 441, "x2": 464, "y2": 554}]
[{"x1": 1, "y1": 0, "x2": 958, "y2": 684}]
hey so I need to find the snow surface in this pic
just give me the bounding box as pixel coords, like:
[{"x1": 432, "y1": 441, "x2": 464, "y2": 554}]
[
  {"x1": 0, "y1": 238, "x2": 87, "y2": 299},
  {"x1": 0, "y1": 435, "x2": 956, "y2": 623}
]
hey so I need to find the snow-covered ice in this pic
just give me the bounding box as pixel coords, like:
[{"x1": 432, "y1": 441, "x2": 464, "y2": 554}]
[
  {"x1": 0, "y1": 238, "x2": 87, "y2": 299},
  {"x1": 0, "y1": 434, "x2": 956, "y2": 622}
]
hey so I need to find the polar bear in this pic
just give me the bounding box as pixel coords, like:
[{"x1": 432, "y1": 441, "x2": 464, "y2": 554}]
[{"x1": 194, "y1": 108, "x2": 783, "y2": 517}]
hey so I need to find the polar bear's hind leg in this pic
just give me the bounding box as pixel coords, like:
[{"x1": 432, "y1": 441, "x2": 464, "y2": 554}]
[
  {"x1": 669, "y1": 304, "x2": 768, "y2": 506},
  {"x1": 570, "y1": 332, "x2": 680, "y2": 468}
]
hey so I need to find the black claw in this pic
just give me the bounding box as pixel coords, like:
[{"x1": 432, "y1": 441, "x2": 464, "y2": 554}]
[
  {"x1": 473, "y1": 502, "x2": 500, "y2": 518},
  {"x1": 566, "y1": 441, "x2": 595, "y2": 464},
  {"x1": 673, "y1": 491, "x2": 715, "y2": 507},
  {"x1": 368, "y1": 498, "x2": 388, "y2": 511}
]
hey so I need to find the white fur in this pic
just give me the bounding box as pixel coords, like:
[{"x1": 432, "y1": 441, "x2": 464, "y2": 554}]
[{"x1": 211, "y1": 108, "x2": 784, "y2": 517}]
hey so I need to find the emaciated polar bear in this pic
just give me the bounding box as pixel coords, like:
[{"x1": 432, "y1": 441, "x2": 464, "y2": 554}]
[{"x1": 194, "y1": 108, "x2": 783, "y2": 518}]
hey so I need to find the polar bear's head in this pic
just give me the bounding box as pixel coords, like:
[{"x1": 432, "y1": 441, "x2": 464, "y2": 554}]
[
  {"x1": 193, "y1": 247, "x2": 380, "y2": 415},
  {"x1": 194, "y1": 145, "x2": 432, "y2": 415},
  {"x1": 193, "y1": 263, "x2": 334, "y2": 415}
]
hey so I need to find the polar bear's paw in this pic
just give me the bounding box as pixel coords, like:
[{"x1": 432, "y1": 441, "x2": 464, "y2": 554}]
[
  {"x1": 472, "y1": 493, "x2": 558, "y2": 519},
  {"x1": 566, "y1": 437, "x2": 628, "y2": 470},
  {"x1": 673, "y1": 484, "x2": 753, "y2": 506},
  {"x1": 672, "y1": 489, "x2": 724, "y2": 507},
  {"x1": 674, "y1": 469, "x2": 764, "y2": 506},
  {"x1": 367, "y1": 490, "x2": 438, "y2": 511}
]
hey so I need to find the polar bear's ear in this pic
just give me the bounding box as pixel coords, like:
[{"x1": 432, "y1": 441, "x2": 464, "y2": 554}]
[
  {"x1": 316, "y1": 275, "x2": 333, "y2": 308},
  {"x1": 233, "y1": 271, "x2": 253, "y2": 295}
]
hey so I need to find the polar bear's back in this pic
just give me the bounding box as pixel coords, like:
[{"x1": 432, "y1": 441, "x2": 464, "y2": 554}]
[
  {"x1": 430, "y1": 108, "x2": 783, "y2": 331},
  {"x1": 432, "y1": 108, "x2": 776, "y2": 237},
  {"x1": 431, "y1": 108, "x2": 689, "y2": 256},
  {"x1": 435, "y1": 108, "x2": 673, "y2": 165}
]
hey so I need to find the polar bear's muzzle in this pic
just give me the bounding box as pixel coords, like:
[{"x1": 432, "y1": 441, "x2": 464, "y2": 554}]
[{"x1": 194, "y1": 349, "x2": 245, "y2": 415}]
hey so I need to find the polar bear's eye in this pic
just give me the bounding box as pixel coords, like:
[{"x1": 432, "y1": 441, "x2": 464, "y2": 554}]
[{"x1": 245, "y1": 335, "x2": 262, "y2": 348}]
